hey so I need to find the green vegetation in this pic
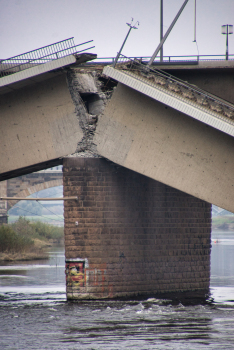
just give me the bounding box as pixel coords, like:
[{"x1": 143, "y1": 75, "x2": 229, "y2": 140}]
[
  {"x1": 8, "y1": 215, "x2": 64, "y2": 225},
  {"x1": 30, "y1": 220, "x2": 64, "y2": 241},
  {"x1": 0, "y1": 217, "x2": 64, "y2": 261},
  {"x1": 0, "y1": 225, "x2": 33, "y2": 253},
  {"x1": 212, "y1": 216, "x2": 234, "y2": 230}
]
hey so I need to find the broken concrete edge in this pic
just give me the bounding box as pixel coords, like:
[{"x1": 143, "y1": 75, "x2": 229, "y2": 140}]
[
  {"x1": 0, "y1": 53, "x2": 98, "y2": 92},
  {"x1": 68, "y1": 150, "x2": 102, "y2": 158},
  {"x1": 103, "y1": 66, "x2": 234, "y2": 137},
  {"x1": 66, "y1": 66, "x2": 116, "y2": 156},
  {"x1": 0, "y1": 64, "x2": 116, "y2": 180}
]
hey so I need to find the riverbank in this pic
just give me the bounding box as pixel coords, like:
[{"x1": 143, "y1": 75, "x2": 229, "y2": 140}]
[
  {"x1": 0, "y1": 217, "x2": 64, "y2": 262},
  {"x1": 212, "y1": 216, "x2": 234, "y2": 231},
  {"x1": 0, "y1": 238, "x2": 64, "y2": 262},
  {"x1": 0, "y1": 251, "x2": 48, "y2": 262}
]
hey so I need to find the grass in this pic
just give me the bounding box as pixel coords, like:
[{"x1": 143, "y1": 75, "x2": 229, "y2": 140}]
[{"x1": 0, "y1": 217, "x2": 64, "y2": 261}]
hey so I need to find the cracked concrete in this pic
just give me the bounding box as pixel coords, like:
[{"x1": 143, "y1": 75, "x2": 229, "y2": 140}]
[
  {"x1": 119, "y1": 61, "x2": 234, "y2": 121},
  {"x1": 66, "y1": 68, "x2": 113, "y2": 157}
]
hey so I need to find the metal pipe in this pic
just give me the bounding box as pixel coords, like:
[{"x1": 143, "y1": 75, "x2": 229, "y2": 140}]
[
  {"x1": 226, "y1": 27, "x2": 229, "y2": 60},
  {"x1": 148, "y1": 0, "x2": 190, "y2": 66},
  {"x1": 0, "y1": 197, "x2": 78, "y2": 201},
  {"x1": 160, "y1": 0, "x2": 163, "y2": 62},
  {"x1": 193, "y1": 0, "x2": 196, "y2": 42}
]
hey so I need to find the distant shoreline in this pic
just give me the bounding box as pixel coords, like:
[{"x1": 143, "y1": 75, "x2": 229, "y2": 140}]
[
  {"x1": 0, "y1": 251, "x2": 49, "y2": 262},
  {"x1": 212, "y1": 215, "x2": 234, "y2": 231},
  {"x1": 0, "y1": 239, "x2": 63, "y2": 262}
]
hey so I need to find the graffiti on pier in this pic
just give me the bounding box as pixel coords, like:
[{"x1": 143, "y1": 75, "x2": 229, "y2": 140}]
[
  {"x1": 85, "y1": 264, "x2": 107, "y2": 287},
  {"x1": 65, "y1": 260, "x2": 108, "y2": 294},
  {"x1": 65, "y1": 260, "x2": 85, "y2": 287}
]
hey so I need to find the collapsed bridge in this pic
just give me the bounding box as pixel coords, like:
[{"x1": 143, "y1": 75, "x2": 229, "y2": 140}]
[{"x1": 1, "y1": 41, "x2": 234, "y2": 299}]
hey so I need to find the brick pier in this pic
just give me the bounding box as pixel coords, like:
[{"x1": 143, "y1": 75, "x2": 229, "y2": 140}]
[{"x1": 63, "y1": 157, "x2": 211, "y2": 300}]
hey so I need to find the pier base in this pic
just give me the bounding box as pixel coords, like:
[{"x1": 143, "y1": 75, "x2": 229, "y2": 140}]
[{"x1": 63, "y1": 157, "x2": 211, "y2": 300}]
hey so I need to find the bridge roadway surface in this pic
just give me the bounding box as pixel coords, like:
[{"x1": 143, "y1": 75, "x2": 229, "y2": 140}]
[{"x1": 0, "y1": 54, "x2": 234, "y2": 212}]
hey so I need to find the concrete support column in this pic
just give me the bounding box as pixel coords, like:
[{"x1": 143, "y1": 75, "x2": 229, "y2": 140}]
[{"x1": 63, "y1": 157, "x2": 211, "y2": 300}]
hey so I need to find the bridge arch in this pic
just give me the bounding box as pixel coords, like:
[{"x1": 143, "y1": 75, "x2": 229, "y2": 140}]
[{"x1": 7, "y1": 179, "x2": 63, "y2": 209}]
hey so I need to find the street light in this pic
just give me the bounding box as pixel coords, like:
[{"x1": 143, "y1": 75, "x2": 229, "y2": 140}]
[
  {"x1": 221, "y1": 24, "x2": 233, "y2": 60},
  {"x1": 113, "y1": 19, "x2": 139, "y2": 68}
]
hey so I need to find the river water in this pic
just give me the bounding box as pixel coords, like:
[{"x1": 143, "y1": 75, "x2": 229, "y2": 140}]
[{"x1": 1, "y1": 231, "x2": 234, "y2": 350}]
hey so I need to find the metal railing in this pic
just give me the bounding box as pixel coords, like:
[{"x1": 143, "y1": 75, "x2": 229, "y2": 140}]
[
  {"x1": 0, "y1": 38, "x2": 95, "y2": 78},
  {"x1": 84, "y1": 53, "x2": 234, "y2": 65},
  {"x1": 112, "y1": 54, "x2": 234, "y2": 121}
]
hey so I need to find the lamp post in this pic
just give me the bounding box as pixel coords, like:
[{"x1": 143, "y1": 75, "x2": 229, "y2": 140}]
[
  {"x1": 160, "y1": 0, "x2": 163, "y2": 62},
  {"x1": 113, "y1": 19, "x2": 139, "y2": 68},
  {"x1": 221, "y1": 24, "x2": 233, "y2": 60}
]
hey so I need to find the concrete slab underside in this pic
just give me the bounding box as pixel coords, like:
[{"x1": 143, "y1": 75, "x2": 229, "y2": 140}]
[
  {"x1": 63, "y1": 157, "x2": 211, "y2": 300},
  {"x1": 0, "y1": 74, "x2": 83, "y2": 176},
  {"x1": 94, "y1": 83, "x2": 234, "y2": 213}
]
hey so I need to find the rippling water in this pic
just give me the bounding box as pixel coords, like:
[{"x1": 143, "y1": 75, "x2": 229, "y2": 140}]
[{"x1": 1, "y1": 233, "x2": 234, "y2": 349}]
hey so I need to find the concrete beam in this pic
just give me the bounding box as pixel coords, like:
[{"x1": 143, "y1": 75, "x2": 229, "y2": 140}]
[
  {"x1": 0, "y1": 55, "x2": 76, "y2": 89},
  {"x1": 0, "y1": 73, "x2": 83, "y2": 178},
  {"x1": 94, "y1": 82, "x2": 234, "y2": 213},
  {"x1": 103, "y1": 66, "x2": 234, "y2": 137},
  {"x1": 0, "y1": 53, "x2": 97, "y2": 95}
]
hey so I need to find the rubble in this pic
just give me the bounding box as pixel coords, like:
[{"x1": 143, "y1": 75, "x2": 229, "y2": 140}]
[{"x1": 66, "y1": 67, "x2": 116, "y2": 156}]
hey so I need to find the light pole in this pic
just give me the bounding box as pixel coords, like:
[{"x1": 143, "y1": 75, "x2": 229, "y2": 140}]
[
  {"x1": 221, "y1": 24, "x2": 233, "y2": 60},
  {"x1": 160, "y1": 0, "x2": 163, "y2": 62},
  {"x1": 113, "y1": 19, "x2": 139, "y2": 68},
  {"x1": 148, "y1": 0, "x2": 189, "y2": 67}
]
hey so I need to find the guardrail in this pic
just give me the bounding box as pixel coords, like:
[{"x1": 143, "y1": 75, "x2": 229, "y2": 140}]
[
  {"x1": 0, "y1": 38, "x2": 95, "y2": 78},
  {"x1": 112, "y1": 54, "x2": 234, "y2": 121},
  {"x1": 86, "y1": 53, "x2": 234, "y2": 65}
]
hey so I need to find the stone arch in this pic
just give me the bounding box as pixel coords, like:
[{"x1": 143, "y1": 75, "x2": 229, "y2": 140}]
[{"x1": 7, "y1": 179, "x2": 63, "y2": 209}]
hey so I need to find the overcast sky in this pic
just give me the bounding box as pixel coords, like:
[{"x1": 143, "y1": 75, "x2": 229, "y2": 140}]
[{"x1": 1, "y1": 0, "x2": 234, "y2": 61}]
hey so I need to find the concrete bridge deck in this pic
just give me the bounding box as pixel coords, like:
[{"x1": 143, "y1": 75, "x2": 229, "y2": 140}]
[
  {"x1": 94, "y1": 62, "x2": 234, "y2": 213},
  {"x1": 103, "y1": 64, "x2": 234, "y2": 136},
  {"x1": 1, "y1": 54, "x2": 234, "y2": 212}
]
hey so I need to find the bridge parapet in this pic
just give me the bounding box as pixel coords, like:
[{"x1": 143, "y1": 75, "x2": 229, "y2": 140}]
[{"x1": 0, "y1": 38, "x2": 95, "y2": 79}]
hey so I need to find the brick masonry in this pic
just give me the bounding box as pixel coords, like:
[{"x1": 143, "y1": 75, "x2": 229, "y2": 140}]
[{"x1": 63, "y1": 157, "x2": 211, "y2": 300}]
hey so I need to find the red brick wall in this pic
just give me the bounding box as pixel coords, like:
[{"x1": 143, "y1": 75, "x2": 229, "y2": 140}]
[{"x1": 63, "y1": 157, "x2": 211, "y2": 300}]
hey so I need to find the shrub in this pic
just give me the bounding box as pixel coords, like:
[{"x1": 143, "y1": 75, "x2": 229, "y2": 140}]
[
  {"x1": 0, "y1": 217, "x2": 64, "y2": 255},
  {"x1": 11, "y1": 216, "x2": 36, "y2": 237},
  {"x1": 31, "y1": 221, "x2": 64, "y2": 242},
  {"x1": 0, "y1": 225, "x2": 33, "y2": 253}
]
